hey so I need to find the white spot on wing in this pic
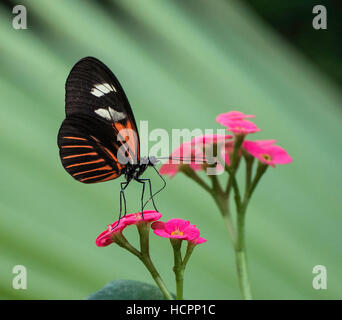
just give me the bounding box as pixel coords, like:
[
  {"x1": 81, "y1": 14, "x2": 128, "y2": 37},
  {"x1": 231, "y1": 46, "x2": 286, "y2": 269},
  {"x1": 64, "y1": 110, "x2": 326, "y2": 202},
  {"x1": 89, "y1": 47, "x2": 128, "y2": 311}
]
[
  {"x1": 95, "y1": 107, "x2": 126, "y2": 121},
  {"x1": 109, "y1": 107, "x2": 126, "y2": 121},
  {"x1": 94, "y1": 108, "x2": 111, "y2": 120},
  {"x1": 90, "y1": 83, "x2": 116, "y2": 97}
]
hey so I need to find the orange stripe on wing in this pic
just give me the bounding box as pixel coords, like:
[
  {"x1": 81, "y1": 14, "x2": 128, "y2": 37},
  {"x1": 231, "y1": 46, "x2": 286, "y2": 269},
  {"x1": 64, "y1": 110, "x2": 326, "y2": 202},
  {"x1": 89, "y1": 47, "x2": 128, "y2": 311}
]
[
  {"x1": 102, "y1": 146, "x2": 124, "y2": 171},
  {"x1": 90, "y1": 135, "x2": 100, "y2": 142},
  {"x1": 112, "y1": 123, "x2": 138, "y2": 164},
  {"x1": 102, "y1": 146, "x2": 117, "y2": 161},
  {"x1": 62, "y1": 152, "x2": 97, "y2": 159},
  {"x1": 61, "y1": 145, "x2": 93, "y2": 149},
  {"x1": 66, "y1": 159, "x2": 105, "y2": 168},
  {"x1": 72, "y1": 165, "x2": 112, "y2": 177},
  {"x1": 97, "y1": 172, "x2": 120, "y2": 182},
  {"x1": 63, "y1": 136, "x2": 87, "y2": 141},
  {"x1": 113, "y1": 122, "x2": 126, "y2": 133},
  {"x1": 80, "y1": 171, "x2": 115, "y2": 182}
]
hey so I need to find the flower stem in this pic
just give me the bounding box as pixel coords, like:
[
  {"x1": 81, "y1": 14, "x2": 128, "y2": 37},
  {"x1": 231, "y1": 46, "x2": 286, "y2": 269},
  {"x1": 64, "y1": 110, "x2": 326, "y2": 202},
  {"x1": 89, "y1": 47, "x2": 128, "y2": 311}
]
[
  {"x1": 116, "y1": 225, "x2": 174, "y2": 300},
  {"x1": 233, "y1": 161, "x2": 268, "y2": 299},
  {"x1": 212, "y1": 193, "x2": 236, "y2": 247},
  {"x1": 182, "y1": 242, "x2": 195, "y2": 270},
  {"x1": 178, "y1": 136, "x2": 268, "y2": 300},
  {"x1": 182, "y1": 166, "x2": 212, "y2": 193},
  {"x1": 137, "y1": 223, "x2": 174, "y2": 300},
  {"x1": 139, "y1": 254, "x2": 174, "y2": 300},
  {"x1": 246, "y1": 162, "x2": 268, "y2": 200},
  {"x1": 171, "y1": 239, "x2": 184, "y2": 300},
  {"x1": 243, "y1": 152, "x2": 254, "y2": 192},
  {"x1": 214, "y1": 194, "x2": 252, "y2": 299},
  {"x1": 235, "y1": 209, "x2": 252, "y2": 299},
  {"x1": 175, "y1": 270, "x2": 184, "y2": 300}
]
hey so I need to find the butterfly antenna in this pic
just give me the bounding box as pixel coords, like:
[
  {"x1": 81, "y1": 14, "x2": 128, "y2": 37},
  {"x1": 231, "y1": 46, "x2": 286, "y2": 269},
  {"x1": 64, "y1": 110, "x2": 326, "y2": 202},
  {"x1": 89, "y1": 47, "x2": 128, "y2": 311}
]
[
  {"x1": 142, "y1": 165, "x2": 166, "y2": 211},
  {"x1": 155, "y1": 156, "x2": 210, "y2": 164}
]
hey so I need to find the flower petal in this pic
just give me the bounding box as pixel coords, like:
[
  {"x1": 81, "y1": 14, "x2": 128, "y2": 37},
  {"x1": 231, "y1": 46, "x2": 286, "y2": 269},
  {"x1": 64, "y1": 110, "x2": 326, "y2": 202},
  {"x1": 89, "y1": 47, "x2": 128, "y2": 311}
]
[
  {"x1": 154, "y1": 229, "x2": 176, "y2": 238},
  {"x1": 217, "y1": 111, "x2": 255, "y2": 124},
  {"x1": 224, "y1": 119, "x2": 260, "y2": 134},
  {"x1": 151, "y1": 221, "x2": 166, "y2": 230},
  {"x1": 243, "y1": 140, "x2": 292, "y2": 166},
  {"x1": 159, "y1": 163, "x2": 179, "y2": 178},
  {"x1": 122, "y1": 210, "x2": 162, "y2": 226},
  {"x1": 164, "y1": 218, "x2": 190, "y2": 234},
  {"x1": 183, "y1": 225, "x2": 201, "y2": 240},
  {"x1": 190, "y1": 237, "x2": 207, "y2": 244}
]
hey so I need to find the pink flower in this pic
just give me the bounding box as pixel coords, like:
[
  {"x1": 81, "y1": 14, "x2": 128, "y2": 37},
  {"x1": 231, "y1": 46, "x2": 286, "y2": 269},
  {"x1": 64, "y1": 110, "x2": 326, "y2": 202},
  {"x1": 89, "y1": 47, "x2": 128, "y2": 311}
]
[
  {"x1": 222, "y1": 119, "x2": 260, "y2": 135},
  {"x1": 159, "y1": 161, "x2": 181, "y2": 178},
  {"x1": 192, "y1": 134, "x2": 234, "y2": 169},
  {"x1": 96, "y1": 210, "x2": 162, "y2": 247},
  {"x1": 160, "y1": 134, "x2": 235, "y2": 177},
  {"x1": 159, "y1": 142, "x2": 203, "y2": 178},
  {"x1": 121, "y1": 210, "x2": 162, "y2": 226},
  {"x1": 243, "y1": 140, "x2": 292, "y2": 167},
  {"x1": 251, "y1": 140, "x2": 277, "y2": 147},
  {"x1": 151, "y1": 218, "x2": 201, "y2": 241},
  {"x1": 216, "y1": 111, "x2": 255, "y2": 123},
  {"x1": 95, "y1": 220, "x2": 126, "y2": 247}
]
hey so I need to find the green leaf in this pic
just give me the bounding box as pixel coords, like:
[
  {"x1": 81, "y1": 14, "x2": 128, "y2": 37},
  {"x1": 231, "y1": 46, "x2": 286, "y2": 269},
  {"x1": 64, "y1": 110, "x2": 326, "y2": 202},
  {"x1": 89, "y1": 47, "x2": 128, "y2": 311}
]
[{"x1": 86, "y1": 280, "x2": 170, "y2": 300}]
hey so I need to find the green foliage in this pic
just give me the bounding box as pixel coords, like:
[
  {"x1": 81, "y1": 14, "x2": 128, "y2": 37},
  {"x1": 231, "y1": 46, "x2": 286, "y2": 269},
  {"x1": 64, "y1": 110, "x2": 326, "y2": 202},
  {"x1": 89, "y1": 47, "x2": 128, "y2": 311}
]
[
  {"x1": 87, "y1": 280, "x2": 169, "y2": 300},
  {"x1": 0, "y1": 0, "x2": 341, "y2": 300}
]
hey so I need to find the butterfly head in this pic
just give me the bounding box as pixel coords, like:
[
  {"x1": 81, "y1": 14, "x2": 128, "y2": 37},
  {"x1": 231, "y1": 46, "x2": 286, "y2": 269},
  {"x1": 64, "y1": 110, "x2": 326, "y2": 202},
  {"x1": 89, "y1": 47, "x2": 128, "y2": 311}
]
[
  {"x1": 147, "y1": 156, "x2": 158, "y2": 166},
  {"x1": 124, "y1": 156, "x2": 158, "y2": 182}
]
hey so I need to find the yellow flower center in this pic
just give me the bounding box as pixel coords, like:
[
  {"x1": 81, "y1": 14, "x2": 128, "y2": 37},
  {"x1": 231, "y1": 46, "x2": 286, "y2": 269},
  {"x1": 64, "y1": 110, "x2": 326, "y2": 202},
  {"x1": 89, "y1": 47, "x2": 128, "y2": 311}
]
[
  {"x1": 261, "y1": 153, "x2": 272, "y2": 161},
  {"x1": 171, "y1": 229, "x2": 184, "y2": 236}
]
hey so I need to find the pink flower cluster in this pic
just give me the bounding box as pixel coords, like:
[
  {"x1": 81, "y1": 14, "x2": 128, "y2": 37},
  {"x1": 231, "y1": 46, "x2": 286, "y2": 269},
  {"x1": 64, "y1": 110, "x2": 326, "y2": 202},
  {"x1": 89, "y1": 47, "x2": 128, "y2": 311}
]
[
  {"x1": 160, "y1": 111, "x2": 292, "y2": 176},
  {"x1": 217, "y1": 111, "x2": 292, "y2": 167},
  {"x1": 96, "y1": 211, "x2": 206, "y2": 247},
  {"x1": 160, "y1": 134, "x2": 233, "y2": 177}
]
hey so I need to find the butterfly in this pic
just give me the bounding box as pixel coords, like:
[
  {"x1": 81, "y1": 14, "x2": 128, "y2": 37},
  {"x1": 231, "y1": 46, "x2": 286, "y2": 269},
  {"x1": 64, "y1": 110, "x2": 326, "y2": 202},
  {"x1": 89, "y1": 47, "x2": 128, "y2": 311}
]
[{"x1": 57, "y1": 57, "x2": 165, "y2": 222}]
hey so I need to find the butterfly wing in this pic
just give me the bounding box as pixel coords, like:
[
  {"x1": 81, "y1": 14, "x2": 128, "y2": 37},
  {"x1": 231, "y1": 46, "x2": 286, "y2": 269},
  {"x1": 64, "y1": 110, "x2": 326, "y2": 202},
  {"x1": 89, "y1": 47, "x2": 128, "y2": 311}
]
[
  {"x1": 57, "y1": 57, "x2": 140, "y2": 183},
  {"x1": 58, "y1": 114, "x2": 127, "y2": 183}
]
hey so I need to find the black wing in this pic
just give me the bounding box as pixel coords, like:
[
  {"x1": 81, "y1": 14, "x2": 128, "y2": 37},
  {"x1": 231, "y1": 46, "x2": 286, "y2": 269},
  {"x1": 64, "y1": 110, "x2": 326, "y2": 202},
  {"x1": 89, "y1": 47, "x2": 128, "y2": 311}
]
[
  {"x1": 57, "y1": 114, "x2": 126, "y2": 183},
  {"x1": 57, "y1": 57, "x2": 140, "y2": 183}
]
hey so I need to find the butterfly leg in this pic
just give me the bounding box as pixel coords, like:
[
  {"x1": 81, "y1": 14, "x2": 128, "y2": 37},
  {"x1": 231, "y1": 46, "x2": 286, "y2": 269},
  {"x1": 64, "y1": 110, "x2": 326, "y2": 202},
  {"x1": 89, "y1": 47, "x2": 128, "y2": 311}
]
[
  {"x1": 137, "y1": 178, "x2": 158, "y2": 213},
  {"x1": 113, "y1": 181, "x2": 129, "y2": 230},
  {"x1": 143, "y1": 178, "x2": 158, "y2": 212},
  {"x1": 120, "y1": 181, "x2": 129, "y2": 217},
  {"x1": 136, "y1": 179, "x2": 146, "y2": 220}
]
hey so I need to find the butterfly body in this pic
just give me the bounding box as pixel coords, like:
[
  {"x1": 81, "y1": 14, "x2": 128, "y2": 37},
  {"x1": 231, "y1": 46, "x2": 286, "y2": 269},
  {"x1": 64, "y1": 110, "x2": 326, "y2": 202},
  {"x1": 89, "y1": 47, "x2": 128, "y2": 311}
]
[{"x1": 123, "y1": 156, "x2": 158, "y2": 183}]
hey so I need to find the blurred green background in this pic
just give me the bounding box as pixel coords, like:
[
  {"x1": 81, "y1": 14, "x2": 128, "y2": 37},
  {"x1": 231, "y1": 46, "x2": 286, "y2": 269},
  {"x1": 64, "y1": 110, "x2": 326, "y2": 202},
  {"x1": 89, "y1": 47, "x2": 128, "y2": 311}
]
[{"x1": 0, "y1": 0, "x2": 341, "y2": 300}]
